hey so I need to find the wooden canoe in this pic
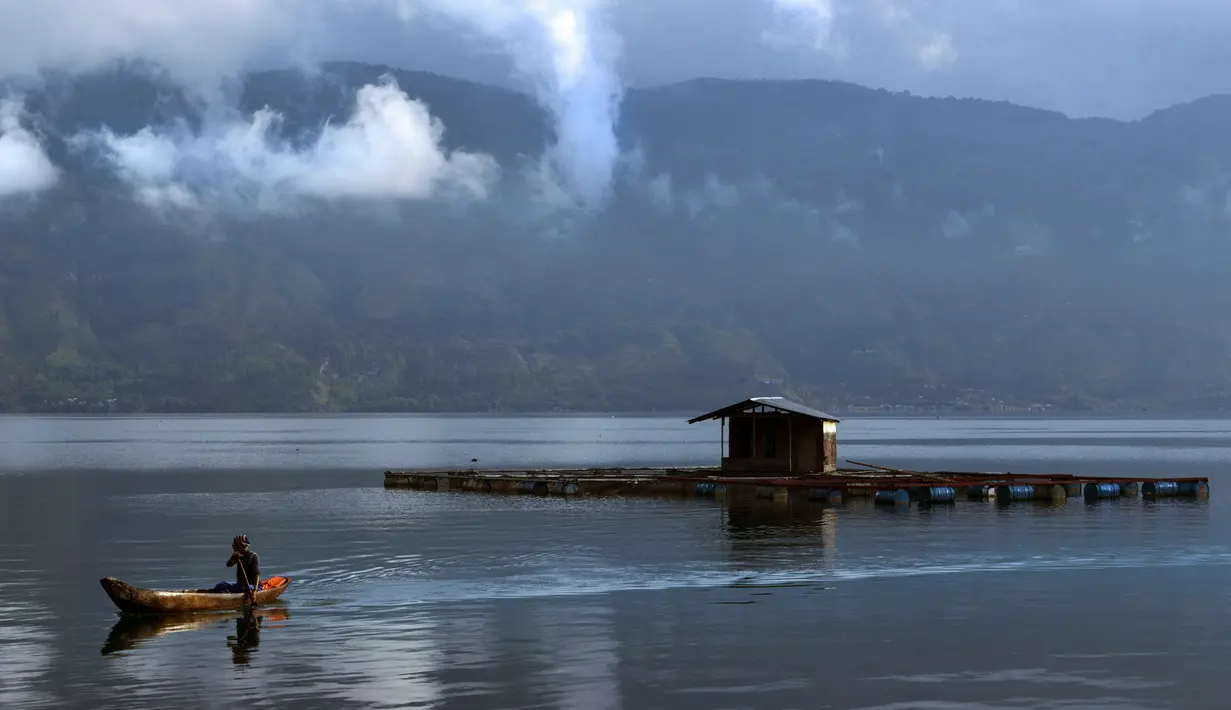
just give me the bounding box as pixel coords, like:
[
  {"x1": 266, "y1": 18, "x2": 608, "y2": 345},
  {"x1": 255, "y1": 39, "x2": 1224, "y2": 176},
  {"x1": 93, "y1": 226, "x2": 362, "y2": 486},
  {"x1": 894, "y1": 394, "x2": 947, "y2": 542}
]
[{"x1": 99, "y1": 576, "x2": 292, "y2": 614}]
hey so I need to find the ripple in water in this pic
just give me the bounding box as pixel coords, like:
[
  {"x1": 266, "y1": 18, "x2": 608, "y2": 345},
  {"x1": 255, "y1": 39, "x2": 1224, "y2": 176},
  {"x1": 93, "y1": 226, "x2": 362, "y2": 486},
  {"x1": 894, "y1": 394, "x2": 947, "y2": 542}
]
[{"x1": 0, "y1": 598, "x2": 55, "y2": 709}]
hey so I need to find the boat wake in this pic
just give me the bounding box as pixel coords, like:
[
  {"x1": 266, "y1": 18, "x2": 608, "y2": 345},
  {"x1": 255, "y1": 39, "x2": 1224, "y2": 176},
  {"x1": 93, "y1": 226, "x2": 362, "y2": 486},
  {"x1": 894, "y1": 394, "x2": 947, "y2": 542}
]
[{"x1": 276, "y1": 546, "x2": 1231, "y2": 607}]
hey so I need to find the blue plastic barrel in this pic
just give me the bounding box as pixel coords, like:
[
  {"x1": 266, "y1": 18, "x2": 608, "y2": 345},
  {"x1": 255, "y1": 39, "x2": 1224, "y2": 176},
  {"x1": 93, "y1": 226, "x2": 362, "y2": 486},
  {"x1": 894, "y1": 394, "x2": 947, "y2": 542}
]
[
  {"x1": 1083, "y1": 482, "x2": 1121, "y2": 500},
  {"x1": 562, "y1": 482, "x2": 582, "y2": 496},
  {"x1": 996, "y1": 484, "x2": 1035, "y2": 502},
  {"x1": 874, "y1": 489, "x2": 911, "y2": 504},
  {"x1": 1176, "y1": 481, "x2": 1210, "y2": 497},
  {"x1": 519, "y1": 480, "x2": 547, "y2": 494},
  {"x1": 696, "y1": 481, "x2": 713, "y2": 496},
  {"x1": 1142, "y1": 481, "x2": 1178, "y2": 497},
  {"x1": 918, "y1": 486, "x2": 956, "y2": 503}
]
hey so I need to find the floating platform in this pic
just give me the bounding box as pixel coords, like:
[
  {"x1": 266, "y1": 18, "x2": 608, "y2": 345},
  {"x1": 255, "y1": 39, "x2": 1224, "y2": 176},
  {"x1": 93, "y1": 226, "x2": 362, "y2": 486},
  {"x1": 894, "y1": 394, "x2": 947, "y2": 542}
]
[
  {"x1": 383, "y1": 463, "x2": 1210, "y2": 505},
  {"x1": 384, "y1": 467, "x2": 719, "y2": 497}
]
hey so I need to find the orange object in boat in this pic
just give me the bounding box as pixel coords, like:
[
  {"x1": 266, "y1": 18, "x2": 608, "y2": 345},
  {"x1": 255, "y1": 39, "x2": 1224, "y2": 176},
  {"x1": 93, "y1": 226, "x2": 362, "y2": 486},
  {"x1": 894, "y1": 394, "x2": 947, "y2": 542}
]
[{"x1": 260, "y1": 576, "x2": 288, "y2": 590}]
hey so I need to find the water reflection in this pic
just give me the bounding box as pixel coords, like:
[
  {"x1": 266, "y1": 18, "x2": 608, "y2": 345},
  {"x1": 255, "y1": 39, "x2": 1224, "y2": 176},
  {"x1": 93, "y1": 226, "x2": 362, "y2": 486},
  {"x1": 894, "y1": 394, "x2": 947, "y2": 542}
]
[
  {"x1": 725, "y1": 499, "x2": 839, "y2": 539},
  {"x1": 0, "y1": 598, "x2": 54, "y2": 708},
  {"x1": 100, "y1": 606, "x2": 291, "y2": 660},
  {"x1": 306, "y1": 610, "x2": 443, "y2": 707},
  {"x1": 228, "y1": 611, "x2": 261, "y2": 666},
  {"x1": 723, "y1": 500, "x2": 839, "y2": 572},
  {"x1": 532, "y1": 603, "x2": 621, "y2": 710}
]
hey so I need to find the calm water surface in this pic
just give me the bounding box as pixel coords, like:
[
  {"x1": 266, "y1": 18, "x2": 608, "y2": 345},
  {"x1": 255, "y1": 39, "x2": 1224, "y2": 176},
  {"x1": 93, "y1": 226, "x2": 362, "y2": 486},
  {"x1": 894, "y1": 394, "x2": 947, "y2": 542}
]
[{"x1": 0, "y1": 415, "x2": 1227, "y2": 709}]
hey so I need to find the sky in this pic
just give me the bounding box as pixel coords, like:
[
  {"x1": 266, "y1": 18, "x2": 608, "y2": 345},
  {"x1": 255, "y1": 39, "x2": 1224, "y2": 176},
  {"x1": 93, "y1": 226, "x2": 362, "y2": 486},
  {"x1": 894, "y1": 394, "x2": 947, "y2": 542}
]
[
  {"x1": 1, "y1": 0, "x2": 1230, "y2": 207},
  {"x1": 1, "y1": 0, "x2": 1228, "y2": 119},
  {"x1": 389, "y1": 0, "x2": 1231, "y2": 121}
]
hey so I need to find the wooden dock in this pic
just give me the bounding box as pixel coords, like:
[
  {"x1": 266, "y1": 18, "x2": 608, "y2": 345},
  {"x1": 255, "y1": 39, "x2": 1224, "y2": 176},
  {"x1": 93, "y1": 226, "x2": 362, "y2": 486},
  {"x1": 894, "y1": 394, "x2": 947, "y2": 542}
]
[
  {"x1": 383, "y1": 465, "x2": 1210, "y2": 504},
  {"x1": 384, "y1": 467, "x2": 719, "y2": 497}
]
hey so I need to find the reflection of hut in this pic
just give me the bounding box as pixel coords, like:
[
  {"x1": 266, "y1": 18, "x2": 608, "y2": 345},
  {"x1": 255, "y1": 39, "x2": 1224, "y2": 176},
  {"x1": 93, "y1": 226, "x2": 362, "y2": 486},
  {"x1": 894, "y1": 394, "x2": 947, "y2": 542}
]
[{"x1": 687, "y1": 396, "x2": 840, "y2": 475}]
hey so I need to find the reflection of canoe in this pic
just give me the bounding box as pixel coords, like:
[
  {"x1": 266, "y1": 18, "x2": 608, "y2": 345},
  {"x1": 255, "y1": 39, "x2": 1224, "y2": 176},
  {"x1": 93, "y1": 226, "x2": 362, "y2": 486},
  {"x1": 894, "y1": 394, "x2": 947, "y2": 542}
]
[
  {"x1": 101, "y1": 613, "x2": 228, "y2": 655},
  {"x1": 99, "y1": 576, "x2": 292, "y2": 614},
  {"x1": 100, "y1": 607, "x2": 291, "y2": 655}
]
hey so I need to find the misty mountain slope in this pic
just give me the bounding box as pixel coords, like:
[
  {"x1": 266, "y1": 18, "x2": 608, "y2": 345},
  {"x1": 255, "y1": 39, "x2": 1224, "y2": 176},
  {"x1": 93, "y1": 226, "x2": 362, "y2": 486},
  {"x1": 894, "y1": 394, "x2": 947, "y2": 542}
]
[{"x1": 3, "y1": 62, "x2": 1231, "y2": 413}]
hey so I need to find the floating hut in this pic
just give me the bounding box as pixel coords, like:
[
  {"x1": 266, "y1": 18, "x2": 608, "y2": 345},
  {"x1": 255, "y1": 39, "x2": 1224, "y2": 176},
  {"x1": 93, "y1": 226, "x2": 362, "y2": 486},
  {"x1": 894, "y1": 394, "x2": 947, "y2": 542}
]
[
  {"x1": 687, "y1": 396, "x2": 840, "y2": 475},
  {"x1": 382, "y1": 395, "x2": 1209, "y2": 506}
]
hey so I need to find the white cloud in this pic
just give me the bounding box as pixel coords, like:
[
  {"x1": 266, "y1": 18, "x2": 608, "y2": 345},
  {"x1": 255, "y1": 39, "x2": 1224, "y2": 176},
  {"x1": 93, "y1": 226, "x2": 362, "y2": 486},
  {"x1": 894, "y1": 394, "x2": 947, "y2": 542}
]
[
  {"x1": 81, "y1": 78, "x2": 497, "y2": 212},
  {"x1": 0, "y1": 0, "x2": 622, "y2": 212},
  {"x1": 404, "y1": 0, "x2": 623, "y2": 211},
  {"x1": 0, "y1": 1, "x2": 322, "y2": 89},
  {"x1": 0, "y1": 98, "x2": 59, "y2": 198},
  {"x1": 763, "y1": 0, "x2": 956, "y2": 69},
  {"x1": 763, "y1": 0, "x2": 844, "y2": 56},
  {"x1": 917, "y1": 32, "x2": 956, "y2": 70}
]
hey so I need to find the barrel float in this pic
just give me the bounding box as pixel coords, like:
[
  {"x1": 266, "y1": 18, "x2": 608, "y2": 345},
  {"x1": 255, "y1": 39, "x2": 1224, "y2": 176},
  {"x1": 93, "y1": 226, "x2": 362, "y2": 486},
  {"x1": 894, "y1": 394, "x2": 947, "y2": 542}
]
[
  {"x1": 918, "y1": 486, "x2": 956, "y2": 504},
  {"x1": 518, "y1": 480, "x2": 548, "y2": 495},
  {"x1": 1119, "y1": 481, "x2": 1140, "y2": 496},
  {"x1": 695, "y1": 481, "x2": 723, "y2": 496},
  {"x1": 548, "y1": 481, "x2": 582, "y2": 496},
  {"x1": 996, "y1": 484, "x2": 1035, "y2": 502},
  {"x1": 1176, "y1": 481, "x2": 1211, "y2": 498},
  {"x1": 874, "y1": 489, "x2": 911, "y2": 505},
  {"x1": 808, "y1": 488, "x2": 842, "y2": 504},
  {"x1": 965, "y1": 485, "x2": 991, "y2": 499},
  {"x1": 1083, "y1": 482, "x2": 1121, "y2": 500},
  {"x1": 1042, "y1": 484, "x2": 1068, "y2": 502},
  {"x1": 1142, "y1": 481, "x2": 1178, "y2": 497}
]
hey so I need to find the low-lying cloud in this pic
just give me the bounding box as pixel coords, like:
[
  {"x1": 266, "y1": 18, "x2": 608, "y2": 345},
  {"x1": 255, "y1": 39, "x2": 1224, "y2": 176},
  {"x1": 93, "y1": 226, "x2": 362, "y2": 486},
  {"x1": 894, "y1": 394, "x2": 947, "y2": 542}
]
[
  {"x1": 0, "y1": 0, "x2": 623, "y2": 213},
  {"x1": 7, "y1": 0, "x2": 1223, "y2": 219},
  {"x1": 0, "y1": 98, "x2": 58, "y2": 199},
  {"x1": 404, "y1": 1, "x2": 622, "y2": 211},
  {"x1": 77, "y1": 78, "x2": 497, "y2": 212}
]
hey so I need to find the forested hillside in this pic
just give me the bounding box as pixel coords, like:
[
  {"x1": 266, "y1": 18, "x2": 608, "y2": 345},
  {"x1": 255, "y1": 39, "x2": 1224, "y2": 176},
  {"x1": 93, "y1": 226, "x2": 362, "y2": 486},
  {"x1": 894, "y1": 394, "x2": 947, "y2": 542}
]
[{"x1": 4, "y1": 61, "x2": 1231, "y2": 413}]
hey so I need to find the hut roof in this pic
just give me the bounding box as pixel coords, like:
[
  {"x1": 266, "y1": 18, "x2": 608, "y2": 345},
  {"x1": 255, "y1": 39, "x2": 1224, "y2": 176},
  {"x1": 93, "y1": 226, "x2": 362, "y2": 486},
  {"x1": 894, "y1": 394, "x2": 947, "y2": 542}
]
[{"x1": 686, "y1": 396, "x2": 841, "y2": 424}]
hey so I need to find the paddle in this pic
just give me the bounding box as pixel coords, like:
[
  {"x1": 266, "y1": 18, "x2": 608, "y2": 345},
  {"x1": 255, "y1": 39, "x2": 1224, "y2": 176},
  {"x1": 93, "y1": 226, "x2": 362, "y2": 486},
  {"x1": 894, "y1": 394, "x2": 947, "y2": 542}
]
[{"x1": 235, "y1": 550, "x2": 258, "y2": 609}]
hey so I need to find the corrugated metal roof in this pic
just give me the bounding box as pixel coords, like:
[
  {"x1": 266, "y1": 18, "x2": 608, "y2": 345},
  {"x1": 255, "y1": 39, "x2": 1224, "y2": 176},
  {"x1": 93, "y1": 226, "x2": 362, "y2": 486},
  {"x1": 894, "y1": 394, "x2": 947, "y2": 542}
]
[{"x1": 686, "y1": 396, "x2": 841, "y2": 424}]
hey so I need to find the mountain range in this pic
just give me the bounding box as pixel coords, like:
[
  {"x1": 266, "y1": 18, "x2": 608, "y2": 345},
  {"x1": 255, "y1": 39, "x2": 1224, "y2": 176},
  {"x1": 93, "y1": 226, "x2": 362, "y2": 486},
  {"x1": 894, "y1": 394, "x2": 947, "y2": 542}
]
[{"x1": 4, "y1": 60, "x2": 1231, "y2": 413}]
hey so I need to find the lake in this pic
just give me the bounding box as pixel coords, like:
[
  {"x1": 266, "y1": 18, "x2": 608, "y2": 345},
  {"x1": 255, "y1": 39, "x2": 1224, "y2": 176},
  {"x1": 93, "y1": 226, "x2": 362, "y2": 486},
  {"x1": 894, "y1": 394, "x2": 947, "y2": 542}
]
[{"x1": 0, "y1": 415, "x2": 1226, "y2": 709}]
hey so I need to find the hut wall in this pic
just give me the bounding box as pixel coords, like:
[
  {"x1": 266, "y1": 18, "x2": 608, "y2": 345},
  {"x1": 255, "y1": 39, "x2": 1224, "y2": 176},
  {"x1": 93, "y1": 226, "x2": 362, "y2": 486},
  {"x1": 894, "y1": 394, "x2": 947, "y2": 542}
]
[{"x1": 821, "y1": 420, "x2": 837, "y2": 472}]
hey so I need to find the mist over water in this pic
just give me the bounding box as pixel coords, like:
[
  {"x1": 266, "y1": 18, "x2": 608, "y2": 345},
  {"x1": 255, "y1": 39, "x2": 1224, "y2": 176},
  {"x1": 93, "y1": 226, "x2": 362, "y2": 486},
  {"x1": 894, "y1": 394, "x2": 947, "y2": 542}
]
[{"x1": 0, "y1": 415, "x2": 1227, "y2": 708}]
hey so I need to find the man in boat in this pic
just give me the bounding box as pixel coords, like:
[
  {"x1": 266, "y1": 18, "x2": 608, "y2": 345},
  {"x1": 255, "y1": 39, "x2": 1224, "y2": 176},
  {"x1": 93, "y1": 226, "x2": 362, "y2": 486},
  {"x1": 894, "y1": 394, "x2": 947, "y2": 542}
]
[{"x1": 216, "y1": 534, "x2": 261, "y2": 601}]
